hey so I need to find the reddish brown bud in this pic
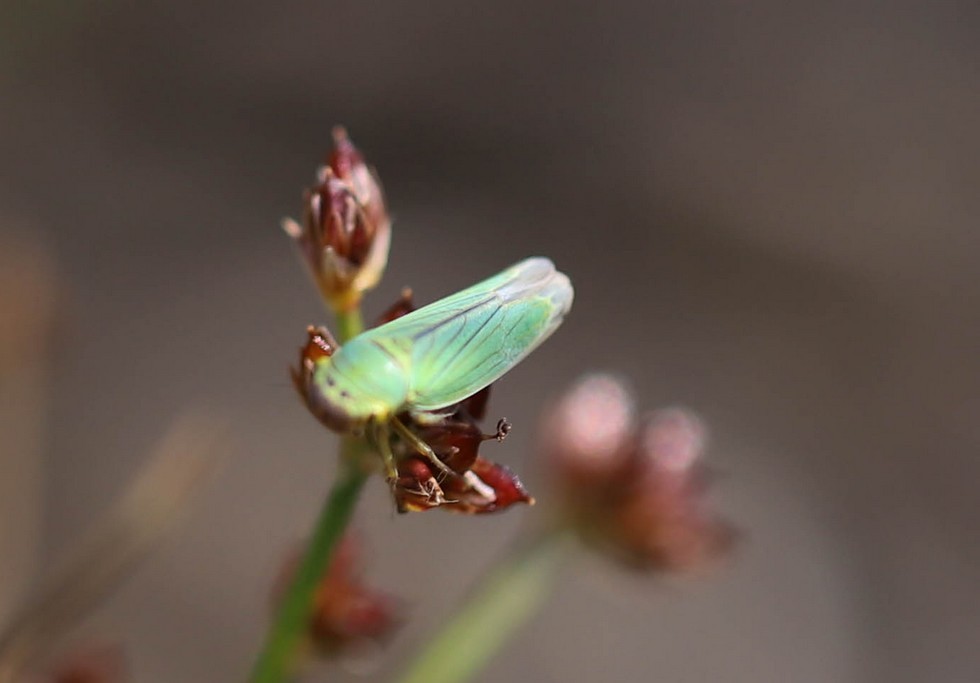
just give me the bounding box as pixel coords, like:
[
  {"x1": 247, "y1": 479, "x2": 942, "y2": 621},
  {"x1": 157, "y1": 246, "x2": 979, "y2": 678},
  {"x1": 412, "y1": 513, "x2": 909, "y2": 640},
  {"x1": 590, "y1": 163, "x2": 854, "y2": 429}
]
[
  {"x1": 375, "y1": 288, "x2": 416, "y2": 326},
  {"x1": 392, "y1": 407, "x2": 531, "y2": 515},
  {"x1": 302, "y1": 325, "x2": 338, "y2": 362},
  {"x1": 328, "y1": 127, "x2": 387, "y2": 235},
  {"x1": 465, "y1": 456, "x2": 535, "y2": 510},
  {"x1": 607, "y1": 410, "x2": 733, "y2": 571},
  {"x1": 406, "y1": 456, "x2": 533, "y2": 515},
  {"x1": 416, "y1": 419, "x2": 483, "y2": 473},
  {"x1": 33, "y1": 643, "x2": 126, "y2": 683},
  {"x1": 284, "y1": 128, "x2": 391, "y2": 311},
  {"x1": 394, "y1": 457, "x2": 448, "y2": 512},
  {"x1": 393, "y1": 451, "x2": 533, "y2": 515},
  {"x1": 273, "y1": 535, "x2": 400, "y2": 657},
  {"x1": 290, "y1": 326, "x2": 348, "y2": 431}
]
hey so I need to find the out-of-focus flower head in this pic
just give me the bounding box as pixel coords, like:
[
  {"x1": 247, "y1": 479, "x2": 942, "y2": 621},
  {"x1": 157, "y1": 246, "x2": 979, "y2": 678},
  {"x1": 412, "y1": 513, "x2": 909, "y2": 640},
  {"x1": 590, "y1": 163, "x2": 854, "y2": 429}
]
[
  {"x1": 541, "y1": 374, "x2": 635, "y2": 490},
  {"x1": 272, "y1": 534, "x2": 399, "y2": 658},
  {"x1": 540, "y1": 374, "x2": 733, "y2": 572},
  {"x1": 283, "y1": 127, "x2": 391, "y2": 312}
]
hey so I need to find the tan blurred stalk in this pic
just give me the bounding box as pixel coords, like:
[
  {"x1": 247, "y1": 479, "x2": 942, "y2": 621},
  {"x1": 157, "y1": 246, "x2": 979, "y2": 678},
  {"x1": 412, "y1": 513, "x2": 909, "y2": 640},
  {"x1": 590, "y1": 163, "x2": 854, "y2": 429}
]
[
  {"x1": 0, "y1": 413, "x2": 228, "y2": 682},
  {"x1": 0, "y1": 233, "x2": 229, "y2": 682},
  {"x1": 0, "y1": 236, "x2": 56, "y2": 630}
]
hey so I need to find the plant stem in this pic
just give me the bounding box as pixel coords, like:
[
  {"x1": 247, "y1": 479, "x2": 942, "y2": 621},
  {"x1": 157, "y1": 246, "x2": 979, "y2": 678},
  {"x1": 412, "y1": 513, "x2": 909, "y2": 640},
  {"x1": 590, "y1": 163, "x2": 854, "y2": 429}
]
[
  {"x1": 395, "y1": 528, "x2": 572, "y2": 683},
  {"x1": 335, "y1": 305, "x2": 364, "y2": 343},
  {"x1": 249, "y1": 305, "x2": 367, "y2": 683},
  {"x1": 250, "y1": 449, "x2": 368, "y2": 683}
]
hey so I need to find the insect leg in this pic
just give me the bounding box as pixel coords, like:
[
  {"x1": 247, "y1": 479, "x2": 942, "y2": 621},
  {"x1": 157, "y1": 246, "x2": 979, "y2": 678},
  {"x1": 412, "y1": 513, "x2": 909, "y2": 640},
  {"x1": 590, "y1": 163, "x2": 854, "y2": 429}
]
[
  {"x1": 389, "y1": 415, "x2": 456, "y2": 479},
  {"x1": 371, "y1": 420, "x2": 399, "y2": 484}
]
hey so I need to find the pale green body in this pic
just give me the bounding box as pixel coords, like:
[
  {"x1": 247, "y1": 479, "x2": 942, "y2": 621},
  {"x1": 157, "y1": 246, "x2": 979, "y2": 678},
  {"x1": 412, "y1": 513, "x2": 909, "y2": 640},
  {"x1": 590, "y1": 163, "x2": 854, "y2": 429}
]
[{"x1": 309, "y1": 257, "x2": 573, "y2": 430}]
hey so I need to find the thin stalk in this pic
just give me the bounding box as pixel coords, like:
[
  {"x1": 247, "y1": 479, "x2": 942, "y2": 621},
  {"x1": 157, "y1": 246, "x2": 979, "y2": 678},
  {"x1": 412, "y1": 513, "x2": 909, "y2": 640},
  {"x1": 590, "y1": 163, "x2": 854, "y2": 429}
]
[
  {"x1": 334, "y1": 305, "x2": 364, "y2": 343},
  {"x1": 395, "y1": 529, "x2": 572, "y2": 683},
  {"x1": 249, "y1": 306, "x2": 367, "y2": 683},
  {"x1": 249, "y1": 449, "x2": 368, "y2": 682}
]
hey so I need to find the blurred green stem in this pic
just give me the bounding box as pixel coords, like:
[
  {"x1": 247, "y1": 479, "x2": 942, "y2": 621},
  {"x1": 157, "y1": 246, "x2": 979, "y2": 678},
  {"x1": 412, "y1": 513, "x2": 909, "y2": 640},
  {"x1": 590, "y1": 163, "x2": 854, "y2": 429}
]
[
  {"x1": 335, "y1": 305, "x2": 363, "y2": 343},
  {"x1": 249, "y1": 307, "x2": 367, "y2": 683},
  {"x1": 395, "y1": 528, "x2": 572, "y2": 683}
]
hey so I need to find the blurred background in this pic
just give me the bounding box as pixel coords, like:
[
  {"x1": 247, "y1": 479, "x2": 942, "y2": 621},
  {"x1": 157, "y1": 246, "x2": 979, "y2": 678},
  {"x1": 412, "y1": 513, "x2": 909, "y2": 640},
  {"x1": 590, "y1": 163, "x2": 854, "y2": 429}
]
[{"x1": 2, "y1": 2, "x2": 979, "y2": 681}]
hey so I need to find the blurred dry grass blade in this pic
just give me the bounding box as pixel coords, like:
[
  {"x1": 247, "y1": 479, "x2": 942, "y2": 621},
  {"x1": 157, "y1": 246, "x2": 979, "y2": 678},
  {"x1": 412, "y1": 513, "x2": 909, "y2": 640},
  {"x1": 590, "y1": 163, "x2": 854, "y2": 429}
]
[
  {"x1": 0, "y1": 234, "x2": 57, "y2": 632},
  {"x1": 0, "y1": 414, "x2": 229, "y2": 683}
]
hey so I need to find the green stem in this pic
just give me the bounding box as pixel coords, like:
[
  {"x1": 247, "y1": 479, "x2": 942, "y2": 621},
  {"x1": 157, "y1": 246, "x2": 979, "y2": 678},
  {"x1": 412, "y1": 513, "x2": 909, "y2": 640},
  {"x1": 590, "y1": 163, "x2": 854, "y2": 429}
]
[
  {"x1": 250, "y1": 449, "x2": 369, "y2": 683},
  {"x1": 249, "y1": 304, "x2": 367, "y2": 683},
  {"x1": 335, "y1": 306, "x2": 364, "y2": 343},
  {"x1": 395, "y1": 529, "x2": 572, "y2": 683}
]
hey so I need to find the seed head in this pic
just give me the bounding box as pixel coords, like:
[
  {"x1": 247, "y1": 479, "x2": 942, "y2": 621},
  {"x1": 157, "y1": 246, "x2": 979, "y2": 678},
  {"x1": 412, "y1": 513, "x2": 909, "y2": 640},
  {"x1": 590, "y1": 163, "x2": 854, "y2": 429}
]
[{"x1": 284, "y1": 127, "x2": 391, "y2": 312}]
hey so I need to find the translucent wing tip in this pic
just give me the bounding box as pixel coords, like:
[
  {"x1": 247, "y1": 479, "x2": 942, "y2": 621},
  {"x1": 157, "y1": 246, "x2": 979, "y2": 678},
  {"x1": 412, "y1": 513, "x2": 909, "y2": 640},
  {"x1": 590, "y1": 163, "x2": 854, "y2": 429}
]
[
  {"x1": 547, "y1": 269, "x2": 574, "y2": 315},
  {"x1": 501, "y1": 256, "x2": 574, "y2": 320},
  {"x1": 404, "y1": 257, "x2": 574, "y2": 412},
  {"x1": 511, "y1": 256, "x2": 555, "y2": 281}
]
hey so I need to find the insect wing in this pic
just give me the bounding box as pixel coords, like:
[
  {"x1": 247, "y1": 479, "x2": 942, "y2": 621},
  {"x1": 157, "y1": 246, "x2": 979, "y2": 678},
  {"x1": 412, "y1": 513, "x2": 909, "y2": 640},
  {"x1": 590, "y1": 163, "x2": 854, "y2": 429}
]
[{"x1": 359, "y1": 258, "x2": 573, "y2": 411}]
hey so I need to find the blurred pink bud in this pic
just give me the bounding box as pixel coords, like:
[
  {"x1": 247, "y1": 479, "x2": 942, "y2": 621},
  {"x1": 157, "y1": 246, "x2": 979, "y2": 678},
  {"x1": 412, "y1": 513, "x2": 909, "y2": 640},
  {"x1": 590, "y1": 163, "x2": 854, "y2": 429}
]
[
  {"x1": 542, "y1": 376, "x2": 733, "y2": 573},
  {"x1": 541, "y1": 373, "x2": 635, "y2": 484},
  {"x1": 283, "y1": 127, "x2": 391, "y2": 311},
  {"x1": 641, "y1": 408, "x2": 707, "y2": 474}
]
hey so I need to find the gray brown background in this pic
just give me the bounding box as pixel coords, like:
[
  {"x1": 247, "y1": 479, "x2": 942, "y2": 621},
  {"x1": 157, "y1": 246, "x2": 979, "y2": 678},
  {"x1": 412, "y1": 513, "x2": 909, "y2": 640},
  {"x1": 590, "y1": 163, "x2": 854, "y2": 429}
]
[{"x1": 2, "y1": 2, "x2": 979, "y2": 681}]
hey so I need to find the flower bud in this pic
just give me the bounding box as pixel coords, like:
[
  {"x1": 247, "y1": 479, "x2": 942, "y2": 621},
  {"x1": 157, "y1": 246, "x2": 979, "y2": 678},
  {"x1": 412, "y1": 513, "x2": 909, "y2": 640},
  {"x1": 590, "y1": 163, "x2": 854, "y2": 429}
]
[
  {"x1": 395, "y1": 454, "x2": 532, "y2": 515},
  {"x1": 31, "y1": 643, "x2": 125, "y2": 683},
  {"x1": 540, "y1": 373, "x2": 635, "y2": 488},
  {"x1": 457, "y1": 456, "x2": 534, "y2": 512},
  {"x1": 392, "y1": 406, "x2": 531, "y2": 515},
  {"x1": 641, "y1": 408, "x2": 706, "y2": 475},
  {"x1": 609, "y1": 409, "x2": 732, "y2": 571},
  {"x1": 283, "y1": 127, "x2": 391, "y2": 311},
  {"x1": 394, "y1": 457, "x2": 448, "y2": 512},
  {"x1": 328, "y1": 127, "x2": 387, "y2": 237},
  {"x1": 272, "y1": 534, "x2": 399, "y2": 657},
  {"x1": 375, "y1": 288, "x2": 416, "y2": 326}
]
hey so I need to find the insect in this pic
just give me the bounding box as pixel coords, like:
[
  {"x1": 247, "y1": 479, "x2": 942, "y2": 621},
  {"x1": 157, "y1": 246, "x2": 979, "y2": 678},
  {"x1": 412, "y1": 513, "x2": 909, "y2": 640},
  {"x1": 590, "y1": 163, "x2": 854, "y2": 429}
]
[{"x1": 295, "y1": 257, "x2": 574, "y2": 481}]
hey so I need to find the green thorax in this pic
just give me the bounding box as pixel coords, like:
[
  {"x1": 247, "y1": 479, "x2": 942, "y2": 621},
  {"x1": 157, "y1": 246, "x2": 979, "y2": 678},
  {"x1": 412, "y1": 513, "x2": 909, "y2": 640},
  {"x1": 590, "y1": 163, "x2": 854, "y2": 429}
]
[{"x1": 311, "y1": 336, "x2": 412, "y2": 428}]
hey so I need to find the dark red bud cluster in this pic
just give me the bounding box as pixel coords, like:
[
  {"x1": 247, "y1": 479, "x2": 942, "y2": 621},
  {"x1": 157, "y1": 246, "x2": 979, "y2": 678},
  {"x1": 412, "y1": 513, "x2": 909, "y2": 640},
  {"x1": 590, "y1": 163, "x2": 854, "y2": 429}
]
[
  {"x1": 542, "y1": 375, "x2": 733, "y2": 572},
  {"x1": 394, "y1": 410, "x2": 531, "y2": 515}
]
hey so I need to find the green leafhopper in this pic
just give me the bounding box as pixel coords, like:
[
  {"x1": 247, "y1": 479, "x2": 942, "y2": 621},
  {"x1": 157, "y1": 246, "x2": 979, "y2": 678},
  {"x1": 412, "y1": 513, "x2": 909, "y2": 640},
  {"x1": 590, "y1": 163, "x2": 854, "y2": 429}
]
[{"x1": 296, "y1": 257, "x2": 573, "y2": 480}]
